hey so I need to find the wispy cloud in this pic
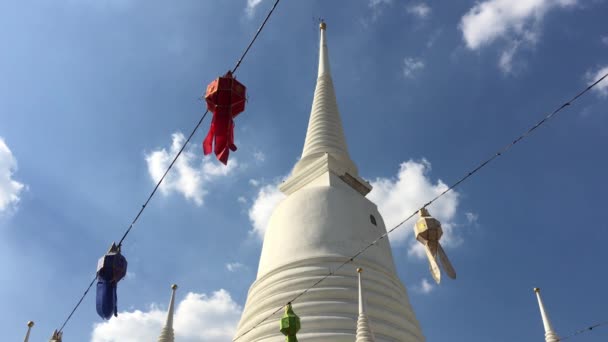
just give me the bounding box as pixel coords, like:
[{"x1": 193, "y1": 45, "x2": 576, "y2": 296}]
[
  {"x1": 459, "y1": 0, "x2": 578, "y2": 73},
  {"x1": 368, "y1": 0, "x2": 393, "y2": 21},
  {"x1": 145, "y1": 133, "x2": 238, "y2": 206},
  {"x1": 226, "y1": 262, "x2": 246, "y2": 272},
  {"x1": 91, "y1": 289, "x2": 242, "y2": 342},
  {"x1": 245, "y1": 0, "x2": 264, "y2": 17},
  {"x1": 426, "y1": 29, "x2": 442, "y2": 48},
  {"x1": 586, "y1": 65, "x2": 608, "y2": 97},
  {"x1": 0, "y1": 138, "x2": 25, "y2": 213},
  {"x1": 465, "y1": 212, "x2": 479, "y2": 225},
  {"x1": 498, "y1": 40, "x2": 521, "y2": 74},
  {"x1": 403, "y1": 57, "x2": 425, "y2": 78},
  {"x1": 407, "y1": 2, "x2": 431, "y2": 19},
  {"x1": 253, "y1": 150, "x2": 266, "y2": 162},
  {"x1": 414, "y1": 278, "x2": 435, "y2": 294}
]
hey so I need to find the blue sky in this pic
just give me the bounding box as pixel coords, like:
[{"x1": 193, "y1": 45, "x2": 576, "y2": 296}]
[{"x1": 1, "y1": 0, "x2": 607, "y2": 341}]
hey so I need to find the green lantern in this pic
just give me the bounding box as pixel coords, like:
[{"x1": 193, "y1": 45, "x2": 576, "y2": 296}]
[{"x1": 280, "y1": 302, "x2": 301, "y2": 341}]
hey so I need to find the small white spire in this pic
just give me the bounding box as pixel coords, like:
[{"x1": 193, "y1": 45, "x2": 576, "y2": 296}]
[
  {"x1": 534, "y1": 288, "x2": 560, "y2": 342},
  {"x1": 356, "y1": 268, "x2": 376, "y2": 342},
  {"x1": 158, "y1": 284, "x2": 178, "y2": 342},
  {"x1": 49, "y1": 330, "x2": 62, "y2": 342},
  {"x1": 24, "y1": 321, "x2": 34, "y2": 342}
]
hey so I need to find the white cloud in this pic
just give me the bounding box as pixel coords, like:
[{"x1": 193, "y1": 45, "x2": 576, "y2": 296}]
[
  {"x1": 237, "y1": 196, "x2": 247, "y2": 204},
  {"x1": 460, "y1": 0, "x2": 577, "y2": 72},
  {"x1": 465, "y1": 212, "x2": 479, "y2": 225},
  {"x1": 248, "y1": 179, "x2": 260, "y2": 187},
  {"x1": 414, "y1": 278, "x2": 435, "y2": 294},
  {"x1": 498, "y1": 40, "x2": 521, "y2": 74},
  {"x1": 248, "y1": 180, "x2": 285, "y2": 239},
  {"x1": 226, "y1": 262, "x2": 246, "y2": 272},
  {"x1": 403, "y1": 57, "x2": 425, "y2": 78},
  {"x1": 368, "y1": 0, "x2": 393, "y2": 21},
  {"x1": 426, "y1": 29, "x2": 442, "y2": 48},
  {"x1": 460, "y1": 0, "x2": 576, "y2": 50},
  {"x1": 245, "y1": 0, "x2": 264, "y2": 17},
  {"x1": 407, "y1": 3, "x2": 431, "y2": 19},
  {"x1": 602, "y1": 36, "x2": 608, "y2": 46},
  {"x1": 367, "y1": 160, "x2": 460, "y2": 258},
  {"x1": 91, "y1": 289, "x2": 241, "y2": 342},
  {"x1": 253, "y1": 150, "x2": 266, "y2": 162},
  {"x1": 369, "y1": 0, "x2": 392, "y2": 7},
  {"x1": 586, "y1": 65, "x2": 608, "y2": 97},
  {"x1": 0, "y1": 138, "x2": 25, "y2": 213},
  {"x1": 145, "y1": 132, "x2": 238, "y2": 206}
]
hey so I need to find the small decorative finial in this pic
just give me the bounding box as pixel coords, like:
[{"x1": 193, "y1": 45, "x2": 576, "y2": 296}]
[
  {"x1": 357, "y1": 267, "x2": 363, "y2": 273},
  {"x1": 319, "y1": 21, "x2": 326, "y2": 30},
  {"x1": 419, "y1": 207, "x2": 430, "y2": 217},
  {"x1": 534, "y1": 287, "x2": 540, "y2": 293},
  {"x1": 27, "y1": 321, "x2": 35, "y2": 328},
  {"x1": 171, "y1": 284, "x2": 178, "y2": 290}
]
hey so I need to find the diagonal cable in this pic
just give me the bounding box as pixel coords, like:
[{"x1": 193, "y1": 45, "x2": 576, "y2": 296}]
[{"x1": 56, "y1": 0, "x2": 282, "y2": 333}]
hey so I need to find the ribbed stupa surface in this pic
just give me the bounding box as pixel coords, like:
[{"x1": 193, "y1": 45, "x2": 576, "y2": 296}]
[
  {"x1": 157, "y1": 326, "x2": 174, "y2": 342},
  {"x1": 291, "y1": 24, "x2": 358, "y2": 177},
  {"x1": 356, "y1": 314, "x2": 376, "y2": 342}
]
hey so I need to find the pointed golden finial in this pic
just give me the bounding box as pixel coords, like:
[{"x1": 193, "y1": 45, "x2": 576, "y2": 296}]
[
  {"x1": 319, "y1": 20, "x2": 326, "y2": 31},
  {"x1": 24, "y1": 321, "x2": 35, "y2": 342}
]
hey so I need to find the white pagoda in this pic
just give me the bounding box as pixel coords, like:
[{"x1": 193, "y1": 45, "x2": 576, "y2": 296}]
[{"x1": 233, "y1": 22, "x2": 425, "y2": 342}]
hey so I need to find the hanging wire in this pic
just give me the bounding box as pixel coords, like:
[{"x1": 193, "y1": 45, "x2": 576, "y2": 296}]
[
  {"x1": 560, "y1": 320, "x2": 608, "y2": 341},
  {"x1": 232, "y1": 0, "x2": 281, "y2": 74},
  {"x1": 55, "y1": 0, "x2": 282, "y2": 334},
  {"x1": 232, "y1": 72, "x2": 608, "y2": 341}
]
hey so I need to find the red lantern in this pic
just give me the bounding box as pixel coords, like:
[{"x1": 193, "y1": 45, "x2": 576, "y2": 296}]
[{"x1": 203, "y1": 71, "x2": 247, "y2": 165}]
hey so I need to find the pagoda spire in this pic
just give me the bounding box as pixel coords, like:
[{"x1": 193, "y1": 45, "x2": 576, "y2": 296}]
[
  {"x1": 356, "y1": 268, "x2": 376, "y2": 342},
  {"x1": 533, "y1": 288, "x2": 560, "y2": 342},
  {"x1": 158, "y1": 284, "x2": 178, "y2": 342},
  {"x1": 283, "y1": 21, "x2": 371, "y2": 195},
  {"x1": 49, "y1": 330, "x2": 62, "y2": 342},
  {"x1": 23, "y1": 321, "x2": 34, "y2": 342}
]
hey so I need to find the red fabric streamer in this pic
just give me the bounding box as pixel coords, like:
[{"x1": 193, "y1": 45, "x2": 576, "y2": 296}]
[{"x1": 203, "y1": 71, "x2": 246, "y2": 165}]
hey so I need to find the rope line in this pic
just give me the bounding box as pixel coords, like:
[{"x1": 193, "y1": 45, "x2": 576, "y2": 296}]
[
  {"x1": 560, "y1": 320, "x2": 608, "y2": 341},
  {"x1": 232, "y1": 73, "x2": 608, "y2": 341},
  {"x1": 56, "y1": 0, "x2": 283, "y2": 333},
  {"x1": 232, "y1": 0, "x2": 282, "y2": 74}
]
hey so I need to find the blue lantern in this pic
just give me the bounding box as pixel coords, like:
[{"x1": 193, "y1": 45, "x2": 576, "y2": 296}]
[{"x1": 96, "y1": 243, "x2": 128, "y2": 320}]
